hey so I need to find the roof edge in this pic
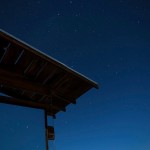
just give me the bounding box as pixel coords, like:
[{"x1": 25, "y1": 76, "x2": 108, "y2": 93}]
[{"x1": 0, "y1": 29, "x2": 99, "y2": 89}]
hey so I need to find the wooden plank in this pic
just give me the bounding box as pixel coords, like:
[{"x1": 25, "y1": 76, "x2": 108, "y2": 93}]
[
  {"x1": 0, "y1": 67, "x2": 76, "y2": 104},
  {"x1": 0, "y1": 67, "x2": 50, "y2": 95},
  {"x1": 0, "y1": 43, "x2": 22, "y2": 65},
  {"x1": 0, "y1": 95, "x2": 47, "y2": 110},
  {"x1": 0, "y1": 87, "x2": 66, "y2": 114},
  {"x1": 0, "y1": 95, "x2": 65, "y2": 115}
]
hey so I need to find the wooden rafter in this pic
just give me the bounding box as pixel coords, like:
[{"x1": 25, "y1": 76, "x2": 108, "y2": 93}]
[
  {"x1": 0, "y1": 95, "x2": 66, "y2": 115},
  {"x1": 0, "y1": 67, "x2": 76, "y2": 104}
]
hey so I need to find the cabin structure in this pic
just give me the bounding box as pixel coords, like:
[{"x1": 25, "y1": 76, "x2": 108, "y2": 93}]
[{"x1": 0, "y1": 29, "x2": 98, "y2": 150}]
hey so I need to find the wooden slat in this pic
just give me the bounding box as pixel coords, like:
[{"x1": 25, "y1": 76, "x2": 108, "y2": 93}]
[
  {"x1": 14, "y1": 50, "x2": 34, "y2": 74},
  {"x1": 0, "y1": 95, "x2": 66, "y2": 115},
  {"x1": 0, "y1": 67, "x2": 76, "y2": 104},
  {"x1": 0, "y1": 44, "x2": 22, "y2": 65},
  {"x1": 0, "y1": 95, "x2": 48, "y2": 110},
  {"x1": 24, "y1": 58, "x2": 46, "y2": 79}
]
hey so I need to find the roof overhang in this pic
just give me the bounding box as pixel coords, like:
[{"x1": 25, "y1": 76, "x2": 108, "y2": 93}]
[{"x1": 0, "y1": 29, "x2": 99, "y2": 117}]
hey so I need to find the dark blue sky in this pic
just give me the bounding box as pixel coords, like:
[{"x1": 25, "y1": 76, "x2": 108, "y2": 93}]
[{"x1": 1, "y1": 0, "x2": 150, "y2": 150}]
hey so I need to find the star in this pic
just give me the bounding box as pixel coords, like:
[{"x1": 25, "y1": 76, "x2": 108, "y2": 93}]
[
  {"x1": 57, "y1": 13, "x2": 60, "y2": 16},
  {"x1": 107, "y1": 64, "x2": 111, "y2": 68},
  {"x1": 74, "y1": 29, "x2": 78, "y2": 32},
  {"x1": 137, "y1": 20, "x2": 140, "y2": 24},
  {"x1": 37, "y1": 1, "x2": 41, "y2": 4},
  {"x1": 69, "y1": 1, "x2": 73, "y2": 4}
]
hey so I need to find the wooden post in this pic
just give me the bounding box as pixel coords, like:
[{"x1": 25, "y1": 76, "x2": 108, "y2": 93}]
[{"x1": 45, "y1": 110, "x2": 49, "y2": 150}]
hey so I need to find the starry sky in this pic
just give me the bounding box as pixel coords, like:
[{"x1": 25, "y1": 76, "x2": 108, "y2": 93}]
[{"x1": 1, "y1": 0, "x2": 150, "y2": 150}]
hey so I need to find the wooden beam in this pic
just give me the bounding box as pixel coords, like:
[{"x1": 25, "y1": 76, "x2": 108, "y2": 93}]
[
  {"x1": 1, "y1": 88, "x2": 66, "y2": 113},
  {"x1": 0, "y1": 67, "x2": 76, "y2": 104},
  {"x1": 0, "y1": 95, "x2": 66, "y2": 115},
  {"x1": 0, "y1": 95, "x2": 47, "y2": 110},
  {"x1": 0, "y1": 68, "x2": 50, "y2": 95}
]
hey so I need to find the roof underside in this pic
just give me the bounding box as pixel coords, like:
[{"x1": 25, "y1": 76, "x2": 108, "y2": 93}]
[{"x1": 0, "y1": 29, "x2": 98, "y2": 117}]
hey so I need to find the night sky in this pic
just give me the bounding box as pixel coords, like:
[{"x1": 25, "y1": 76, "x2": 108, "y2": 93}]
[{"x1": 1, "y1": 0, "x2": 150, "y2": 150}]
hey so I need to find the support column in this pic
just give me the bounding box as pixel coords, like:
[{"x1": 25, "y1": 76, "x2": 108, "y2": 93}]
[{"x1": 45, "y1": 110, "x2": 49, "y2": 150}]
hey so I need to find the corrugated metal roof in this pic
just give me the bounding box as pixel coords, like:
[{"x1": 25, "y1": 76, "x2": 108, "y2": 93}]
[{"x1": 0, "y1": 29, "x2": 99, "y2": 117}]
